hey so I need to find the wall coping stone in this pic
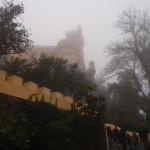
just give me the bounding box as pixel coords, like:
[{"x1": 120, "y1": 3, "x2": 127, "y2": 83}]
[
  {"x1": 7, "y1": 75, "x2": 23, "y2": 86},
  {"x1": 0, "y1": 69, "x2": 74, "y2": 110},
  {"x1": 0, "y1": 70, "x2": 7, "y2": 80},
  {"x1": 38, "y1": 87, "x2": 51, "y2": 95},
  {"x1": 63, "y1": 96, "x2": 73, "y2": 103},
  {"x1": 51, "y1": 92, "x2": 63, "y2": 99},
  {"x1": 23, "y1": 81, "x2": 38, "y2": 91}
]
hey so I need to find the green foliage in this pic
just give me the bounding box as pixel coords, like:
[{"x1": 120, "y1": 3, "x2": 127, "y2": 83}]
[
  {"x1": 0, "y1": 57, "x2": 31, "y2": 75},
  {"x1": 71, "y1": 84, "x2": 106, "y2": 149},
  {"x1": 72, "y1": 84, "x2": 105, "y2": 121},
  {"x1": 0, "y1": 90, "x2": 106, "y2": 150},
  {"x1": 106, "y1": 73, "x2": 144, "y2": 130},
  {"x1": 0, "y1": 0, "x2": 32, "y2": 57},
  {"x1": 16, "y1": 100, "x2": 70, "y2": 150},
  {"x1": 104, "y1": 7, "x2": 150, "y2": 124},
  {"x1": 17, "y1": 99, "x2": 68, "y2": 125},
  {"x1": 21, "y1": 54, "x2": 89, "y2": 96},
  {"x1": 0, "y1": 112, "x2": 30, "y2": 150},
  {"x1": 0, "y1": 48, "x2": 106, "y2": 149}
]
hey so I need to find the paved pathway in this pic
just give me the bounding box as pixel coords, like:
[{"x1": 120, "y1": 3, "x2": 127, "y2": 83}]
[{"x1": 109, "y1": 143, "x2": 145, "y2": 150}]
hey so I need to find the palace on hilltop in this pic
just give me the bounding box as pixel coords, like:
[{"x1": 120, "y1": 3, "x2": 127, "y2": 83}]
[{"x1": 0, "y1": 26, "x2": 85, "y2": 69}]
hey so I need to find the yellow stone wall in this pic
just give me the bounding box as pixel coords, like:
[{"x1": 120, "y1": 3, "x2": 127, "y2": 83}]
[
  {"x1": 55, "y1": 49, "x2": 78, "y2": 64},
  {"x1": 8, "y1": 49, "x2": 78, "y2": 65},
  {"x1": 0, "y1": 69, "x2": 73, "y2": 110}
]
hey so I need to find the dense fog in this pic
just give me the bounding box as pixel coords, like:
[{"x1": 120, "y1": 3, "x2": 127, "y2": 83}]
[{"x1": 6, "y1": 0, "x2": 150, "y2": 73}]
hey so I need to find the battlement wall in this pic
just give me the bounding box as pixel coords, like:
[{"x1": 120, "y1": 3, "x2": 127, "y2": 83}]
[{"x1": 0, "y1": 70, "x2": 73, "y2": 110}]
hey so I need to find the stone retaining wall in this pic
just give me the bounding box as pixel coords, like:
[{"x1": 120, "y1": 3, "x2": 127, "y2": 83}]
[{"x1": 0, "y1": 70, "x2": 73, "y2": 110}]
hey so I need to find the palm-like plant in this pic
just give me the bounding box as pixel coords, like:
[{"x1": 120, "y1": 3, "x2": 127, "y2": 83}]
[{"x1": 0, "y1": 57, "x2": 31, "y2": 76}]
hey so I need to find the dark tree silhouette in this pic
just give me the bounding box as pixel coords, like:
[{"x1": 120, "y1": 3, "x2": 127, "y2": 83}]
[
  {"x1": 0, "y1": 57, "x2": 31, "y2": 75},
  {"x1": 104, "y1": 8, "x2": 150, "y2": 124},
  {"x1": 0, "y1": 0, "x2": 32, "y2": 57}
]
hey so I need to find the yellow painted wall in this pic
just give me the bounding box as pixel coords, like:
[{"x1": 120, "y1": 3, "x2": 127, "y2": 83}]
[
  {"x1": 55, "y1": 49, "x2": 78, "y2": 64},
  {"x1": 0, "y1": 70, "x2": 73, "y2": 110},
  {"x1": 6, "y1": 48, "x2": 79, "y2": 66}
]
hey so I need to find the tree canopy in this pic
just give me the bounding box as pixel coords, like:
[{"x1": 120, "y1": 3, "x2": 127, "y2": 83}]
[
  {"x1": 0, "y1": 0, "x2": 32, "y2": 57},
  {"x1": 104, "y1": 8, "x2": 150, "y2": 124},
  {"x1": 106, "y1": 73, "x2": 144, "y2": 130},
  {"x1": 21, "y1": 54, "x2": 90, "y2": 96},
  {"x1": 0, "y1": 57, "x2": 30, "y2": 75},
  {"x1": 0, "y1": 89, "x2": 106, "y2": 150}
]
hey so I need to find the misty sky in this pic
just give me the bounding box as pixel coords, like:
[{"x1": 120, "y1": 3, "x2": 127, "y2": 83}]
[{"x1": 9, "y1": 0, "x2": 150, "y2": 74}]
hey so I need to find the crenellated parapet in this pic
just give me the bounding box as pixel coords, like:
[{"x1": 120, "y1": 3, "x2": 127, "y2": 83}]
[
  {"x1": 66, "y1": 26, "x2": 82, "y2": 38},
  {"x1": 0, "y1": 70, "x2": 73, "y2": 110}
]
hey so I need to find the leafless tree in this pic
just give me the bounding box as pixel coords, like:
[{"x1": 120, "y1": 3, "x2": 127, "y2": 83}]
[{"x1": 104, "y1": 8, "x2": 150, "y2": 123}]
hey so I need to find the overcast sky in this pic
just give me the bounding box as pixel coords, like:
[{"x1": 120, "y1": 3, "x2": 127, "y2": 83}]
[{"x1": 11, "y1": 0, "x2": 150, "y2": 74}]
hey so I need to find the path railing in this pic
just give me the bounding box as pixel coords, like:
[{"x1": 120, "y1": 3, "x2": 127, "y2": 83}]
[{"x1": 105, "y1": 123, "x2": 150, "y2": 150}]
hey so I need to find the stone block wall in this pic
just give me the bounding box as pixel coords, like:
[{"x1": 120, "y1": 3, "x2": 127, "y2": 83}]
[{"x1": 0, "y1": 70, "x2": 73, "y2": 110}]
